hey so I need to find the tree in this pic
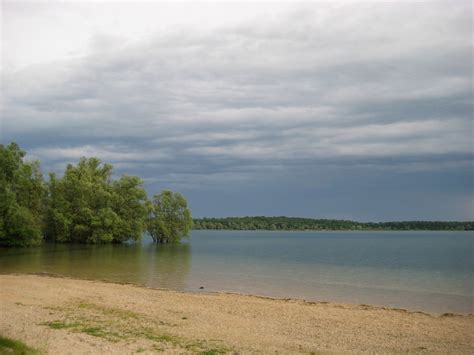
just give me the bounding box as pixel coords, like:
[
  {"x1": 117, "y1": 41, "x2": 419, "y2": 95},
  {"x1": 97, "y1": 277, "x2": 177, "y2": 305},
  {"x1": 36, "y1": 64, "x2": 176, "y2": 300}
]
[
  {"x1": 111, "y1": 175, "x2": 150, "y2": 243},
  {"x1": 147, "y1": 190, "x2": 193, "y2": 243},
  {"x1": 0, "y1": 143, "x2": 46, "y2": 246},
  {"x1": 46, "y1": 157, "x2": 149, "y2": 243}
]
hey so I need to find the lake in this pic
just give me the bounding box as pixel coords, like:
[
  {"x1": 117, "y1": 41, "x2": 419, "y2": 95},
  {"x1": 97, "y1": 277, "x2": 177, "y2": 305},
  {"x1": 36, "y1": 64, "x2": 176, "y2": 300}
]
[{"x1": 1, "y1": 230, "x2": 472, "y2": 314}]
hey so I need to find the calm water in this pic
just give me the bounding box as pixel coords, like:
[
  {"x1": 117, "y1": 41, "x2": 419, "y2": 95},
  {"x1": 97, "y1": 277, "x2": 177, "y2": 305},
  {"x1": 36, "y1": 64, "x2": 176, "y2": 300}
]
[{"x1": 1, "y1": 231, "x2": 472, "y2": 314}]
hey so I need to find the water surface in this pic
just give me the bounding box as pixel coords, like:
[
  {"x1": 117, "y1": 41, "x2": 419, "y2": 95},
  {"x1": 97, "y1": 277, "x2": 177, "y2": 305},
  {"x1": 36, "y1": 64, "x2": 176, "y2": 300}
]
[{"x1": 1, "y1": 231, "x2": 472, "y2": 314}]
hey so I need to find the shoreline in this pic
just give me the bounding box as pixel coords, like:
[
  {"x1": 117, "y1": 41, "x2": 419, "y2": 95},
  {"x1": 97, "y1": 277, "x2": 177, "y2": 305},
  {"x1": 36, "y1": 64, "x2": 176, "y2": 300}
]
[
  {"x1": 4, "y1": 271, "x2": 473, "y2": 317},
  {"x1": 8, "y1": 271, "x2": 471, "y2": 317},
  {"x1": 193, "y1": 229, "x2": 473, "y2": 232},
  {"x1": 10, "y1": 272, "x2": 472, "y2": 317},
  {"x1": 1, "y1": 274, "x2": 473, "y2": 354}
]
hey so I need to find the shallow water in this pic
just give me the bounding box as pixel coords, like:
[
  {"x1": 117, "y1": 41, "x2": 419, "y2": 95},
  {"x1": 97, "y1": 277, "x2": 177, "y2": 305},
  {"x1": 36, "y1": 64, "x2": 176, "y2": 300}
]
[{"x1": 1, "y1": 230, "x2": 472, "y2": 314}]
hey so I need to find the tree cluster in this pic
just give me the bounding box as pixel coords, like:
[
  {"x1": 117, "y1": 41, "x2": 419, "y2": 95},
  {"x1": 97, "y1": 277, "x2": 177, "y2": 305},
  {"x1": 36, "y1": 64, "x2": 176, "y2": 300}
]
[
  {"x1": 148, "y1": 191, "x2": 192, "y2": 243},
  {"x1": 193, "y1": 216, "x2": 473, "y2": 231},
  {"x1": 0, "y1": 143, "x2": 193, "y2": 247},
  {"x1": 0, "y1": 143, "x2": 46, "y2": 246}
]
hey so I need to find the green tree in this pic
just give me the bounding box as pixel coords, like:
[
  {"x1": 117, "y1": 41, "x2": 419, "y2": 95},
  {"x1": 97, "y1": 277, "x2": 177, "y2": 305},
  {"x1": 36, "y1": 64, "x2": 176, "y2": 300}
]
[
  {"x1": 147, "y1": 190, "x2": 193, "y2": 243},
  {"x1": 0, "y1": 143, "x2": 46, "y2": 246},
  {"x1": 46, "y1": 157, "x2": 149, "y2": 243},
  {"x1": 111, "y1": 175, "x2": 150, "y2": 243}
]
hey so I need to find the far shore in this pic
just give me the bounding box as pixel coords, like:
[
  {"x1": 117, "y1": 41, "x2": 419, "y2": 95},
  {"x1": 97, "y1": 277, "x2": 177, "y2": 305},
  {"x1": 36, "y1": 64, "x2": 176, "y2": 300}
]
[
  {"x1": 1, "y1": 274, "x2": 473, "y2": 354},
  {"x1": 192, "y1": 228, "x2": 473, "y2": 232}
]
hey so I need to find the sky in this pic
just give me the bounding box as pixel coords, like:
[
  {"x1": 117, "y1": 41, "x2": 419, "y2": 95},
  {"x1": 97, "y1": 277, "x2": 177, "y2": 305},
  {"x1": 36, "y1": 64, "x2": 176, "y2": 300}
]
[{"x1": 1, "y1": 0, "x2": 472, "y2": 221}]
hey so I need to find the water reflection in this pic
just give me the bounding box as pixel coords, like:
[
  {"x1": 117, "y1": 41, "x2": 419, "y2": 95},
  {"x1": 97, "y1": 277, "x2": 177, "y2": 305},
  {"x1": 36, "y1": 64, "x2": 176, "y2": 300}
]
[
  {"x1": 142, "y1": 243, "x2": 191, "y2": 289},
  {"x1": 0, "y1": 240, "x2": 191, "y2": 290}
]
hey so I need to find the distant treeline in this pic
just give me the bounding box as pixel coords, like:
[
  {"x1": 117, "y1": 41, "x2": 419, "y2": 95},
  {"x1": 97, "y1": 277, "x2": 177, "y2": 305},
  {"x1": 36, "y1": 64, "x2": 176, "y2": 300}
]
[{"x1": 193, "y1": 217, "x2": 473, "y2": 231}]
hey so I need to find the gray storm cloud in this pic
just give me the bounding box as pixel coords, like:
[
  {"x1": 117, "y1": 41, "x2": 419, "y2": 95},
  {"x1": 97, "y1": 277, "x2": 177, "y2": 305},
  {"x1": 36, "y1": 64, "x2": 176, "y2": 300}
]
[{"x1": 1, "y1": 1, "x2": 472, "y2": 220}]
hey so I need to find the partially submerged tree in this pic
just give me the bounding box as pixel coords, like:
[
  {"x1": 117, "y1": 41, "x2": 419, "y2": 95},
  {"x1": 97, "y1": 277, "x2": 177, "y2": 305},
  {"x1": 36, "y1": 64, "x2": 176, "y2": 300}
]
[
  {"x1": 0, "y1": 142, "x2": 194, "y2": 247},
  {"x1": 147, "y1": 190, "x2": 193, "y2": 243},
  {"x1": 46, "y1": 157, "x2": 149, "y2": 243},
  {"x1": 111, "y1": 175, "x2": 151, "y2": 243},
  {"x1": 0, "y1": 143, "x2": 46, "y2": 246}
]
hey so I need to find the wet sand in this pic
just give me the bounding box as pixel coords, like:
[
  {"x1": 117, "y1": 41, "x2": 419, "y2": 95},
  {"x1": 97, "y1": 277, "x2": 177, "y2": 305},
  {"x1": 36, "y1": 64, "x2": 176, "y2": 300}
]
[{"x1": 0, "y1": 274, "x2": 472, "y2": 354}]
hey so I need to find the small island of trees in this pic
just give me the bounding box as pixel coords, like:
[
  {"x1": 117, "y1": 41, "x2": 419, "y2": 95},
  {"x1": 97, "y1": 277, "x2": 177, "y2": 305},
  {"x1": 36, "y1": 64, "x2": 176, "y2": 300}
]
[{"x1": 0, "y1": 143, "x2": 193, "y2": 247}]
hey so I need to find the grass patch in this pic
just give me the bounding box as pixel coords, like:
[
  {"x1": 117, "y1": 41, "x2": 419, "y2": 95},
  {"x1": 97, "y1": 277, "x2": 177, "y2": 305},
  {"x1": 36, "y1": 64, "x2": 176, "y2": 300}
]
[
  {"x1": 199, "y1": 349, "x2": 228, "y2": 355},
  {"x1": 0, "y1": 335, "x2": 39, "y2": 355},
  {"x1": 41, "y1": 320, "x2": 122, "y2": 342},
  {"x1": 41, "y1": 320, "x2": 78, "y2": 330},
  {"x1": 76, "y1": 302, "x2": 140, "y2": 320},
  {"x1": 145, "y1": 332, "x2": 230, "y2": 353},
  {"x1": 81, "y1": 327, "x2": 106, "y2": 337},
  {"x1": 42, "y1": 301, "x2": 235, "y2": 353},
  {"x1": 144, "y1": 332, "x2": 181, "y2": 346},
  {"x1": 153, "y1": 334, "x2": 177, "y2": 344}
]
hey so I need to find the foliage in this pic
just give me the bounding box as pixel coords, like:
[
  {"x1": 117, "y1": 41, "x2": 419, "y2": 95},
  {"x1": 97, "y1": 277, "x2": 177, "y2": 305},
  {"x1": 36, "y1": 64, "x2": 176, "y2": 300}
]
[
  {"x1": 0, "y1": 142, "x2": 194, "y2": 246},
  {"x1": 0, "y1": 143, "x2": 46, "y2": 247},
  {"x1": 111, "y1": 175, "x2": 151, "y2": 243},
  {"x1": 147, "y1": 190, "x2": 193, "y2": 243},
  {"x1": 0, "y1": 334, "x2": 39, "y2": 354},
  {"x1": 46, "y1": 157, "x2": 149, "y2": 243},
  {"x1": 193, "y1": 216, "x2": 474, "y2": 231}
]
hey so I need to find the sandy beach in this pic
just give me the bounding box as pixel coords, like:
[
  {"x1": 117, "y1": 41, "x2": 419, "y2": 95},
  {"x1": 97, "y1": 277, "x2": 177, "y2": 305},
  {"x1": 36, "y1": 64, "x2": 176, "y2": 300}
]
[{"x1": 0, "y1": 274, "x2": 472, "y2": 354}]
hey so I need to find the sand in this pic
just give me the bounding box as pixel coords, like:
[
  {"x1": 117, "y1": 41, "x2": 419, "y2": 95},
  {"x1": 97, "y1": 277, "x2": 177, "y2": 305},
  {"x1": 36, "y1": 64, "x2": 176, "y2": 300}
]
[{"x1": 0, "y1": 274, "x2": 472, "y2": 354}]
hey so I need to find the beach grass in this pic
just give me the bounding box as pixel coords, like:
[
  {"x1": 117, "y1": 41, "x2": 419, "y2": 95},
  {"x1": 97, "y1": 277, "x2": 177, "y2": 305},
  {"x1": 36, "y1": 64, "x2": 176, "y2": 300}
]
[{"x1": 0, "y1": 335, "x2": 39, "y2": 354}]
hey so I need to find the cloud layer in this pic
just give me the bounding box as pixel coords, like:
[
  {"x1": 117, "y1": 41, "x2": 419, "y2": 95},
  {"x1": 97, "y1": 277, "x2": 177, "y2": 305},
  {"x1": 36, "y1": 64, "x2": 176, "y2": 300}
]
[{"x1": 2, "y1": 2, "x2": 472, "y2": 220}]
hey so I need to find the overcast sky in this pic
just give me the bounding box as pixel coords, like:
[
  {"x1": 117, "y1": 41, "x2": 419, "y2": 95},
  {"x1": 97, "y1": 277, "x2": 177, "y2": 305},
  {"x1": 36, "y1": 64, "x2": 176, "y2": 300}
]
[{"x1": 1, "y1": 0, "x2": 472, "y2": 221}]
